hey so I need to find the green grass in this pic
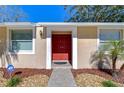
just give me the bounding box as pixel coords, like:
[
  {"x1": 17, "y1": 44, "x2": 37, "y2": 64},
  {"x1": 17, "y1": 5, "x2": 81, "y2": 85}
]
[
  {"x1": 102, "y1": 80, "x2": 117, "y2": 87},
  {"x1": 6, "y1": 76, "x2": 22, "y2": 87}
]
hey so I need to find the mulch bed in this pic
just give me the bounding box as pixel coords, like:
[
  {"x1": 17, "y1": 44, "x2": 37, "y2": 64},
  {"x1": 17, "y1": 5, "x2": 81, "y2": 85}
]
[
  {"x1": 71, "y1": 69, "x2": 124, "y2": 84},
  {"x1": 0, "y1": 68, "x2": 52, "y2": 79}
]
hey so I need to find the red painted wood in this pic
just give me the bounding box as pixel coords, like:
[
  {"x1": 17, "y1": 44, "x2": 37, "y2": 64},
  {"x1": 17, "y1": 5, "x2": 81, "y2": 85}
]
[{"x1": 52, "y1": 34, "x2": 72, "y2": 63}]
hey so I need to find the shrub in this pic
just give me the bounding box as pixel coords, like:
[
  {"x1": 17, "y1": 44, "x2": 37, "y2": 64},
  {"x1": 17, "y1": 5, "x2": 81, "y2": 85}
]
[
  {"x1": 6, "y1": 76, "x2": 22, "y2": 87},
  {"x1": 102, "y1": 80, "x2": 117, "y2": 87}
]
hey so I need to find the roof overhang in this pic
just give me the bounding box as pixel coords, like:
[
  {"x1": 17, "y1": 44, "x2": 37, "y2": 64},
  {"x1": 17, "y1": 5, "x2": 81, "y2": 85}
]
[
  {"x1": 36, "y1": 22, "x2": 124, "y2": 29},
  {"x1": 0, "y1": 22, "x2": 124, "y2": 28},
  {"x1": 0, "y1": 22, "x2": 35, "y2": 28},
  {"x1": 36, "y1": 22, "x2": 124, "y2": 26}
]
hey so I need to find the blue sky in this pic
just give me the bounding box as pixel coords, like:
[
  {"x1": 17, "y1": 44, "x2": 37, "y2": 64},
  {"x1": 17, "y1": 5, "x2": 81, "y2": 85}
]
[{"x1": 21, "y1": 5, "x2": 66, "y2": 22}]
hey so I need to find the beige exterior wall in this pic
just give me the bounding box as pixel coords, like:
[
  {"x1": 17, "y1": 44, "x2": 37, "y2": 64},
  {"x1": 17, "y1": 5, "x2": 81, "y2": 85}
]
[
  {"x1": 77, "y1": 26, "x2": 97, "y2": 68},
  {"x1": 1, "y1": 25, "x2": 124, "y2": 69},
  {"x1": 77, "y1": 27, "x2": 124, "y2": 69},
  {"x1": 98, "y1": 29, "x2": 124, "y2": 69},
  {"x1": 0, "y1": 27, "x2": 7, "y2": 67},
  {"x1": 5, "y1": 26, "x2": 46, "y2": 69},
  {"x1": 0, "y1": 27, "x2": 7, "y2": 47}
]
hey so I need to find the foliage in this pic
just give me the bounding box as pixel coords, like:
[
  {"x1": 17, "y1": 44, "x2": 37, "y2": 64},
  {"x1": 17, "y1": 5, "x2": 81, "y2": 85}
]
[
  {"x1": 64, "y1": 5, "x2": 124, "y2": 22},
  {"x1": 6, "y1": 76, "x2": 22, "y2": 87},
  {"x1": 102, "y1": 80, "x2": 117, "y2": 87},
  {"x1": 91, "y1": 40, "x2": 124, "y2": 77},
  {"x1": 0, "y1": 5, "x2": 27, "y2": 22},
  {"x1": 104, "y1": 40, "x2": 124, "y2": 73},
  {"x1": 90, "y1": 50, "x2": 110, "y2": 69},
  {"x1": 0, "y1": 5, "x2": 26, "y2": 75}
]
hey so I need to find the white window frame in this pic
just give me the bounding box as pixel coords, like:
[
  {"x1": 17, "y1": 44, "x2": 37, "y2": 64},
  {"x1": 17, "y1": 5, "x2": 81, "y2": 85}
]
[
  {"x1": 100, "y1": 29, "x2": 121, "y2": 45},
  {"x1": 7, "y1": 27, "x2": 35, "y2": 54},
  {"x1": 97, "y1": 27, "x2": 123, "y2": 49}
]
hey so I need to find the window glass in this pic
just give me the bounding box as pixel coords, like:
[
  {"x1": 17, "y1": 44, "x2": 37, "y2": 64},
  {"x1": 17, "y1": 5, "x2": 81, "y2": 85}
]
[
  {"x1": 12, "y1": 41, "x2": 32, "y2": 51},
  {"x1": 100, "y1": 30, "x2": 120, "y2": 41},
  {"x1": 11, "y1": 30, "x2": 32, "y2": 40},
  {"x1": 10, "y1": 29, "x2": 33, "y2": 52}
]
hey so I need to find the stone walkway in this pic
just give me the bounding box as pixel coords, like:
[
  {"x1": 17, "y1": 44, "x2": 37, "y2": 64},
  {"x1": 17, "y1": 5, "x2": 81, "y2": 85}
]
[{"x1": 48, "y1": 68, "x2": 77, "y2": 87}]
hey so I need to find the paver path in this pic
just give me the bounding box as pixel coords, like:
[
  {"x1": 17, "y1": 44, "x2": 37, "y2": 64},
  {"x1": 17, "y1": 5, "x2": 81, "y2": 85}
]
[{"x1": 48, "y1": 68, "x2": 77, "y2": 87}]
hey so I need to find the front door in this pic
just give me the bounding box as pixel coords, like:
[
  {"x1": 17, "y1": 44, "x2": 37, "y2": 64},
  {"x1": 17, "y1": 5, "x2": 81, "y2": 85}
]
[{"x1": 52, "y1": 34, "x2": 72, "y2": 63}]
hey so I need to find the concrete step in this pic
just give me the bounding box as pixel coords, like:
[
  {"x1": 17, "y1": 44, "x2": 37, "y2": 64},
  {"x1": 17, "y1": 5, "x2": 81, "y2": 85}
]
[{"x1": 52, "y1": 62, "x2": 72, "y2": 69}]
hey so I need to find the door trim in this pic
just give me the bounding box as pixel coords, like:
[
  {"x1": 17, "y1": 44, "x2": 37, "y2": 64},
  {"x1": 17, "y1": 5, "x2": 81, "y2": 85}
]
[{"x1": 46, "y1": 26, "x2": 77, "y2": 69}]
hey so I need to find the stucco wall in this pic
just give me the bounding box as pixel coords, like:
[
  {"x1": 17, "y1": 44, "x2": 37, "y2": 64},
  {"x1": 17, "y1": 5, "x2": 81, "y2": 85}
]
[
  {"x1": 1, "y1": 25, "x2": 123, "y2": 69},
  {"x1": 98, "y1": 29, "x2": 124, "y2": 69},
  {"x1": 0, "y1": 27, "x2": 7, "y2": 67},
  {"x1": 77, "y1": 27, "x2": 124, "y2": 69},
  {"x1": 9, "y1": 26, "x2": 46, "y2": 68},
  {"x1": 77, "y1": 26, "x2": 97, "y2": 68}
]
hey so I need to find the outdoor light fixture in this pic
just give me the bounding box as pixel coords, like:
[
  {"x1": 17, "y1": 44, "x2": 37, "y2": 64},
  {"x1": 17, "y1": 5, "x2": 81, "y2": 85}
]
[
  {"x1": 39, "y1": 26, "x2": 43, "y2": 37},
  {"x1": 40, "y1": 30, "x2": 43, "y2": 37},
  {"x1": 39, "y1": 26, "x2": 46, "y2": 38}
]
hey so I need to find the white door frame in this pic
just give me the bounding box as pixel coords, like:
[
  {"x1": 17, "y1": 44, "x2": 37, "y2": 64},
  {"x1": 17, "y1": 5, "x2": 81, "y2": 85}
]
[{"x1": 46, "y1": 25, "x2": 77, "y2": 69}]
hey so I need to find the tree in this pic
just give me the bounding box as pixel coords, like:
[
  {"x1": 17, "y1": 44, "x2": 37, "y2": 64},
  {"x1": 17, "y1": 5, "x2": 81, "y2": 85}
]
[
  {"x1": 106, "y1": 40, "x2": 124, "y2": 76},
  {"x1": 91, "y1": 40, "x2": 124, "y2": 77},
  {"x1": 90, "y1": 50, "x2": 110, "y2": 70},
  {"x1": 0, "y1": 5, "x2": 27, "y2": 22},
  {"x1": 0, "y1": 5, "x2": 27, "y2": 77},
  {"x1": 64, "y1": 5, "x2": 124, "y2": 22}
]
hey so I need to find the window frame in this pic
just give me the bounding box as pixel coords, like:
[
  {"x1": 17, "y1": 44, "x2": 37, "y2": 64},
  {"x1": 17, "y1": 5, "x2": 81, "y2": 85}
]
[
  {"x1": 8, "y1": 28, "x2": 35, "y2": 54},
  {"x1": 97, "y1": 28, "x2": 123, "y2": 50},
  {"x1": 99, "y1": 29, "x2": 122, "y2": 45}
]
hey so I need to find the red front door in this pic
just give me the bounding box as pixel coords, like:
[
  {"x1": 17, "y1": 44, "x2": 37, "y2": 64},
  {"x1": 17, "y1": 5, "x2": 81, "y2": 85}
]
[{"x1": 52, "y1": 34, "x2": 72, "y2": 63}]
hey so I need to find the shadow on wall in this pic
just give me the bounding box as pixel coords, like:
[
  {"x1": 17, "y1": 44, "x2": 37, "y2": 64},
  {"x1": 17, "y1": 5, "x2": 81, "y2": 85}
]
[
  {"x1": 0, "y1": 40, "x2": 18, "y2": 68},
  {"x1": 90, "y1": 51, "x2": 112, "y2": 75}
]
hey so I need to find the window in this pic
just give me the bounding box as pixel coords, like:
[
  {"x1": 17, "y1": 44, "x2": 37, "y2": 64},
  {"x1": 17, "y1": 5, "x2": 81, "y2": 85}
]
[
  {"x1": 99, "y1": 29, "x2": 121, "y2": 46},
  {"x1": 9, "y1": 29, "x2": 34, "y2": 53}
]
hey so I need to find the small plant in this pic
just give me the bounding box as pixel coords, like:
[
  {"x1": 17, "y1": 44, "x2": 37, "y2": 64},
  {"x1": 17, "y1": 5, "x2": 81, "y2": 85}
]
[
  {"x1": 102, "y1": 80, "x2": 117, "y2": 87},
  {"x1": 6, "y1": 76, "x2": 22, "y2": 87}
]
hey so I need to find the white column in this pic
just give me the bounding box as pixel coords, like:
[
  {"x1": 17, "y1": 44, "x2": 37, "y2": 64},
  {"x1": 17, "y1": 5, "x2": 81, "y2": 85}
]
[
  {"x1": 46, "y1": 28, "x2": 51, "y2": 69},
  {"x1": 72, "y1": 27, "x2": 78, "y2": 69},
  {"x1": 6, "y1": 27, "x2": 9, "y2": 53},
  {"x1": 97, "y1": 28, "x2": 100, "y2": 50},
  {"x1": 122, "y1": 29, "x2": 124, "y2": 40}
]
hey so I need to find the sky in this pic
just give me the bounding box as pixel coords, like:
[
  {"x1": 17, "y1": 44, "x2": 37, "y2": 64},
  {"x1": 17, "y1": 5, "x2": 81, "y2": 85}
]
[{"x1": 21, "y1": 5, "x2": 66, "y2": 22}]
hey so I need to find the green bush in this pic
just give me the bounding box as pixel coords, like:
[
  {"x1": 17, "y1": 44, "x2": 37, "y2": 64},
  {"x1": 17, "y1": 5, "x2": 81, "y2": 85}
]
[
  {"x1": 102, "y1": 80, "x2": 117, "y2": 87},
  {"x1": 6, "y1": 76, "x2": 22, "y2": 87}
]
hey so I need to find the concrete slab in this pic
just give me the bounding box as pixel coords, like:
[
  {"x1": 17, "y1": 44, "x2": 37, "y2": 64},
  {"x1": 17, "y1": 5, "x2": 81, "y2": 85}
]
[{"x1": 48, "y1": 68, "x2": 77, "y2": 87}]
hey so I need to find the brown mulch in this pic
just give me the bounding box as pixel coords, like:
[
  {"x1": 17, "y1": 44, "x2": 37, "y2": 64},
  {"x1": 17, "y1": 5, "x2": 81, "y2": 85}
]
[
  {"x1": 71, "y1": 69, "x2": 124, "y2": 84},
  {"x1": 0, "y1": 68, "x2": 52, "y2": 79}
]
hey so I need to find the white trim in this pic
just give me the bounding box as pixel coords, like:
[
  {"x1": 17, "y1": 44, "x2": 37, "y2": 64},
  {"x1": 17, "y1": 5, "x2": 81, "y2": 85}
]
[
  {"x1": 46, "y1": 26, "x2": 78, "y2": 69},
  {"x1": 0, "y1": 22, "x2": 34, "y2": 27},
  {"x1": 72, "y1": 27, "x2": 78, "y2": 69},
  {"x1": 122, "y1": 29, "x2": 124, "y2": 40},
  {"x1": 1, "y1": 22, "x2": 124, "y2": 27},
  {"x1": 32, "y1": 27, "x2": 36, "y2": 54},
  {"x1": 97, "y1": 27, "x2": 123, "y2": 49},
  {"x1": 46, "y1": 28, "x2": 51, "y2": 69},
  {"x1": 8, "y1": 27, "x2": 34, "y2": 30},
  {"x1": 36, "y1": 22, "x2": 124, "y2": 27},
  {"x1": 6, "y1": 27, "x2": 9, "y2": 53},
  {"x1": 9, "y1": 51, "x2": 35, "y2": 54},
  {"x1": 97, "y1": 27, "x2": 100, "y2": 50},
  {"x1": 7, "y1": 27, "x2": 35, "y2": 54}
]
